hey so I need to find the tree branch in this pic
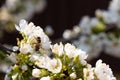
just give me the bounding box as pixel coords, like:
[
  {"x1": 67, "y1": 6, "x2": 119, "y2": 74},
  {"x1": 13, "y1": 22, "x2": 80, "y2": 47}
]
[{"x1": 0, "y1": 43, "x2": 15, "y2": 55}]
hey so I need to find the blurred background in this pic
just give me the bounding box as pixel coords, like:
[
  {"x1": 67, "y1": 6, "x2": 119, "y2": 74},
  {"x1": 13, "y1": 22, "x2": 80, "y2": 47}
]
[
  {"x1": 0, "y1": 0, "x2": 120, "y2": 79},
  {"x1": 0, "y1": 0, "x2": 110, "y2": 41}
]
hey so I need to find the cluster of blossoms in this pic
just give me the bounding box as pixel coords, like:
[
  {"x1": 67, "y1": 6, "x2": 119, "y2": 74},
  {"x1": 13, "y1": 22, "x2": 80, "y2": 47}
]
[
  {"x1": 0, "y1": 0, "x2": 46, "y2": 38},
  {"x1": 4, "y1": 20, "x2": 116, "y2": 80},
  {"x1": 63, "y1": 0, "x2": 120, "y2": 60}
]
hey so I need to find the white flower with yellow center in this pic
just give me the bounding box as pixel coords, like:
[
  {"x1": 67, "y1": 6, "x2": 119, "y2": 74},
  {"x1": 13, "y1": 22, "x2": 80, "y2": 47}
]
[
  {"x1": 35, "y1": 56, "x2": 62, "y2": 73},
  {"x1": 20, "y1": 43, "x2": 33, "y2": 54},
  {"x1": 16, "y1": 19, "x2": 51, "y2": 54},
  {"x1": 35, "y1": 56, "x2": 49, "y2": 69},
  {"x1": 51, "y1": 42, "x2": 64, "y2": 56},
  {"x1": 94, "y1": 60, "x2": 116, "y2": 80},
  {"x1": 65, "y1": 43, "x2": 87, "y2": 65},
  {"x1": 28, "y1": 25, "x2": 50, "y2": 50},
  {"x1": 83, "y1": 64, "x2": 94, "y2": 80},
  {"x1": 64, "y1": 43, "x2": 76, "y2": 58},
  {"x1": 47, "y1": 58, "x2": 62, "y2": 73},
  {"x1": 75, "y1": 49, "x2": 87, "y2": 65}
]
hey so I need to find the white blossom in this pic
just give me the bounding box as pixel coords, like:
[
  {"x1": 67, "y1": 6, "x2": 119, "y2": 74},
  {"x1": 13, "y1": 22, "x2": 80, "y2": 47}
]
[
  {"x1": 63, "y1": 26, "x2": 81, "y2": 39},
  {"x1": 73, "y1": 26, "x2": 81, "y2": 34},
  {"x1": 35, "y1": 56, "x2": 49, "y2": 69},
  {"x1": 4, "y1": 0, "x2": 46, "y2": 21},
  {"x1": 51, "y1": 43, "x2": 64, "y2": 56},
  {"x1": 35, "y1": 56, "x2": 61, "y2": 73},
  {"x1": 109, "y1": 0, "x2": 120, "y2": 13},
  {"x1": 21, "y1": 64, "x2": 28, "y2": 71},
  {"x1": 29, "y1": 53, "x2": 41, "y2": 62},
  {"x1": 105, "y1": 38, "x2": 120, "y2": 58},
  {"x1": 0, "y1": 63, "x2": 10, "y2": 73},
  {"x1": 73, "y1": 36, "x2": 91, "y2": 53},
  {"x1": 79, "y1": 16, "x2": 91, "y2": 34},
  {"x1": 90, "y1": 18, "x2": 99, "y2": 27},
  {"x1": 74, "y1": 33, "x2": 109, "y2": 60},
  {"x1": 6, "y1": 0, "x2": 18, "y2": 10},
  {"x1": 83, "y1": 65, "x2": 94, "y2": 80},
  {"x1": 12, "y1": 46, "x2": 19, "y2": 52},
  {"x1": 29, "y1": 26, "x2": 50, "y2": 50},
  {"x1": 32, "y1": 68, "x2": 41, "y2": 78},
  {"x1": 63, "y1": 29, "x2": 72, "y2": 39},
  {"x1": 94, "y1": 60, "x2": 116, "y2": 80},
  {"x1": 15, "y1": 19, "x2": 34, "y2": 36},
  {"x1": 102, "y1": 11, "x2": 119, "y2": 24},
  {"x1": 45, "y1": 25, "x2": 54, "y2": 36},
  {"x1": 47, "y1": 58, "x2": 62, "y2": 73},
  {"x1": 75, "y1": 49, "x2": 87, "y2": 65},
  {"x1": 8, "y1": 53, "x2": 18, "y2": 63},
  {"x1": 20, "y1": 43, "x2": 33, "y2": 54},
  {"x1": 35, "y1": 56, "x2": 62, "y2": 73},
  {"x1": 16, "y1": 19, "x2": 51, "y2": 51},
  {"x1": 64, "y1": 43, "x2": 76, "y2": 58},
  {"x1": 65, "y1": 43, "x2": 87, "y2": 65},
  {"x1": 70, "y1": 72, "x2": 77, "y2": 79}
]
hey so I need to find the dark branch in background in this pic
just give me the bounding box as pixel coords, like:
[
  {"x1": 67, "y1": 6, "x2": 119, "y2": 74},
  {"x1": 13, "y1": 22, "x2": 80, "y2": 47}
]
[{"x1": 0, "y1": 43, "x2": 17, "y2": 55}]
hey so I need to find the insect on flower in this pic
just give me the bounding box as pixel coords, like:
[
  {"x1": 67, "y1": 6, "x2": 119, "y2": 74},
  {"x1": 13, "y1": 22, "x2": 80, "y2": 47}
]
[{"x1": 33, "y1": 37, "x2": 42, "y2": 51}]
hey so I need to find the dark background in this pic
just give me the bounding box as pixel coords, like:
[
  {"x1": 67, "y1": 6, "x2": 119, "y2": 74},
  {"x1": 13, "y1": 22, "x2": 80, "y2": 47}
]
[{"x1": 31, "y1": 0, "x2": 110, "y2": 39}]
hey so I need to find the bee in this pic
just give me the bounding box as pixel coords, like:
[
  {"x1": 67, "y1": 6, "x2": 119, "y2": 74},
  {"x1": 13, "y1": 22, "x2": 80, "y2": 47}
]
[
  {"x1": 36, "y1": 37, "x2": 41, "y2": 43},
  {"x1": 34, "y1": 37, "x2": 41, "y2": 51},
  {"x1": 34, "y1": 44, "x2": 40, "y2": 51}
]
